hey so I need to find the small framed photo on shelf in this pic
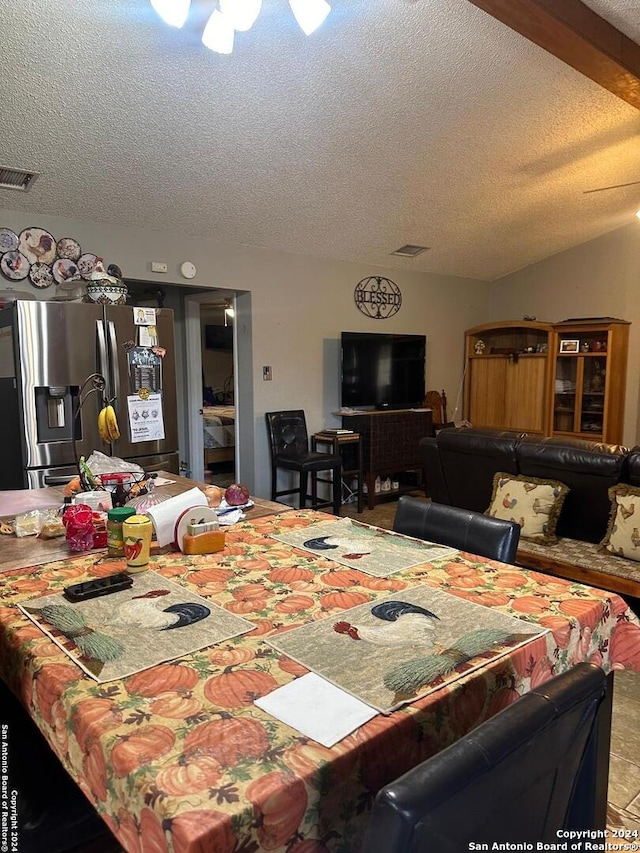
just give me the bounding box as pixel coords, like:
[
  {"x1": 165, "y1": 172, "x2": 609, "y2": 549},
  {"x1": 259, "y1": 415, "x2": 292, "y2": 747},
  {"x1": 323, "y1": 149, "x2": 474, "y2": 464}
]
[{"x1": 559, "y1": 339, "x2": 579, "y2": 353}]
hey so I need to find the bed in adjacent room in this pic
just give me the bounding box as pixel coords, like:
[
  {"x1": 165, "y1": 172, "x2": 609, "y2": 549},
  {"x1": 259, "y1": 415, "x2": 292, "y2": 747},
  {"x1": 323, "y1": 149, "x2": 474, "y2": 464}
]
[{"x1": 203, "y1": 405, "x2": 236, "y2": 465}]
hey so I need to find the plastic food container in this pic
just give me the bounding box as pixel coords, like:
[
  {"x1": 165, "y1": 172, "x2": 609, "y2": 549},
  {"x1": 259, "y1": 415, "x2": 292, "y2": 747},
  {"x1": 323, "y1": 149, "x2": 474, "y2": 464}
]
[{"x1": 107, "y1": 506, "x2": 137, "y2": 557}]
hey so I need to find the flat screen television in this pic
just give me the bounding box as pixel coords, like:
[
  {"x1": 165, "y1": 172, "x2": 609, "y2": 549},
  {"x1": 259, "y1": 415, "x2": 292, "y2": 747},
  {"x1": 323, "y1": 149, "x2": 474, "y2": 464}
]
[
  {"x1": 341, "y1": 331, "x2": 426, "y2": 410},
  {"x1": 205, "y1": 325, "x2": 233, "y2": 351}
]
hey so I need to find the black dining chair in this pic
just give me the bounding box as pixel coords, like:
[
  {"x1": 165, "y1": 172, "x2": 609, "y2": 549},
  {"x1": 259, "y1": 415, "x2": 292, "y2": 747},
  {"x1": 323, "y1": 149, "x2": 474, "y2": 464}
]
[
  {"x1": 0, "y1": 680, "x2": 121, "y2": 853},
  {"x1": 392, "y1": 496, "x2": 520, "y2": 563},
  {"x1": 362, "y1": 662, "x2": 609, "y2": 852},
  {"x1": 265, "y1": 410, "x2": 342, "y2": 515}
]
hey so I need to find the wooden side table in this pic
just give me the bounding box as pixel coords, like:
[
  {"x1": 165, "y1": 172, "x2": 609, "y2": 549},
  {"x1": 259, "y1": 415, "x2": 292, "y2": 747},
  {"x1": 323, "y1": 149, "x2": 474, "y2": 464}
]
[
  {"x1": 311, "y1": 431, "x2": 363, "y2": 513},
  {"x1": 341, "y1": 410, "x2": 433, "y2": 509}
]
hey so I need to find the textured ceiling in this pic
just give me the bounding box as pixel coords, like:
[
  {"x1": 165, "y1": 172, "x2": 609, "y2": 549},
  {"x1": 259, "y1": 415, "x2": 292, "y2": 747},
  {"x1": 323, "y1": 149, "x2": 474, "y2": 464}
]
[{"x1": 2, "y1": 0, "x2": 640, "y2": 281}]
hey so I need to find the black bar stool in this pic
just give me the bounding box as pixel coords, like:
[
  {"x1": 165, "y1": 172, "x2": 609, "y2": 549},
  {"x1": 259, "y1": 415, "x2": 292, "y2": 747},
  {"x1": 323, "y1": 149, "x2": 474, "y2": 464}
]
[{"x1": 265, "y1": 410, "x2": 342, "y2": 515}]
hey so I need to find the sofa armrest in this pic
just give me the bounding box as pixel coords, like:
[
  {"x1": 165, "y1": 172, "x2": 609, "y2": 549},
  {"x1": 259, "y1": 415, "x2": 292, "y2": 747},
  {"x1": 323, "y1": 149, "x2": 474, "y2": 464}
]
[{"x1": 420, "y1": 437, "x2": 449, "y2": 503}]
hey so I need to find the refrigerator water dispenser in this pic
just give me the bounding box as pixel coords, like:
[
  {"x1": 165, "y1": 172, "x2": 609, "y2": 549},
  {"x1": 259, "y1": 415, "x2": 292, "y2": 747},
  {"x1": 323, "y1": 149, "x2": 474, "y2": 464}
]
[{"x1": 35, "y1": 386, "x2": 80, "y2": 442}]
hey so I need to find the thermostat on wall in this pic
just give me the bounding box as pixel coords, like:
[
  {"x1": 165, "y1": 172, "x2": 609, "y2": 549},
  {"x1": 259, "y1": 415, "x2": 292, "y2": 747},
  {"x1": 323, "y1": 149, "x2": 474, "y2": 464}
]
[{"x1": 180, "y1": 261, "x2": 197, "y2": 279}]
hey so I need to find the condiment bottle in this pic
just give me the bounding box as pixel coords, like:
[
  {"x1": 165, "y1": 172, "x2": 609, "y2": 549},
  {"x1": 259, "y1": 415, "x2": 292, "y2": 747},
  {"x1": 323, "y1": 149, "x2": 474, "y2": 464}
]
[
  {"x1": 122, "y1": 514, "x2": 153, "y2": 572},
  {"x1": 107, "y1": 506, "x2": 137, "y2": 557}
]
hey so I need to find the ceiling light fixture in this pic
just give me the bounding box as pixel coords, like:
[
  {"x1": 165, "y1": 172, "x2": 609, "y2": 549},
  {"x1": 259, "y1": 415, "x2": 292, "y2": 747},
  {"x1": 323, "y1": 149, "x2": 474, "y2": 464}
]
[
  {"x1": 288, "y1": 0, "x2": 331, "y2": 36},
  {"x1": 150, "y1": 0, "x2": 331, "y2": 54},
  {"x1": 150, "y1": 0, "x2": 191, "y2": 28},
  {"x1": 202, "y1": 9, "x2": 235, "y2": 54},
  {"x1": 636, "y1": 210, "x2": 640, "y2": 220},
  {"x1": 220, "y1": 0, "x2": 262, "y2": 32}
]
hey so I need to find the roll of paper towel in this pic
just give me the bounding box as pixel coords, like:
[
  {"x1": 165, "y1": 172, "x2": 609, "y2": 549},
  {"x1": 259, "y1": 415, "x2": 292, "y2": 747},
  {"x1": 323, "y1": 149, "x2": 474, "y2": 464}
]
[{"x1": 145, "y1": 487, "x2": 208, "y2": 547}]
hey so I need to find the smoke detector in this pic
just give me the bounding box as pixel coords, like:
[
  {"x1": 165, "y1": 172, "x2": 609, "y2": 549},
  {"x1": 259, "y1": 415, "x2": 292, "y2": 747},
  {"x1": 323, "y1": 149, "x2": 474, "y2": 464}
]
[
  {"x1": 391, "y1": 244, "x2": 429, "y2": 258},
  {"x1": 0, "y1": 166, "x2": 40, "y2": 192}
]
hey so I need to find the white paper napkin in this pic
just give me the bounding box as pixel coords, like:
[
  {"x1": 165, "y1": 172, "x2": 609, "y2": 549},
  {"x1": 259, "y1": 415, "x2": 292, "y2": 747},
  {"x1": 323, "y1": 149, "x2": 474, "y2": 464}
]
[
  {"x1": 217, "y1": 509, "x2": 245, "y2": 526},
  {"x1": 254, "y1": 672, "x2": 377, "y2": 747},
  {"x1": 145, "y1": 487, "x2": 208, "y2": 547}
]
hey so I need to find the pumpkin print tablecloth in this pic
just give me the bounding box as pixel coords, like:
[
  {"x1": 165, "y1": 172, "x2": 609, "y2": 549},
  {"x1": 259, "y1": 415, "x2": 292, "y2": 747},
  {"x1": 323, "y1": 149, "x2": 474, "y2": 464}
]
[{"x1": 1, "y1": 509, "x2": 639, "y2": 853}]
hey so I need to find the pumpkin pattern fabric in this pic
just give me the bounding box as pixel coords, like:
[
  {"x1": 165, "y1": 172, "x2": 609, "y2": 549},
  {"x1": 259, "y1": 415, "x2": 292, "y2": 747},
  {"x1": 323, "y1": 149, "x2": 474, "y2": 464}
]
[{"x1": 0, "y1": 508, "x2": 639, "y2": 852}]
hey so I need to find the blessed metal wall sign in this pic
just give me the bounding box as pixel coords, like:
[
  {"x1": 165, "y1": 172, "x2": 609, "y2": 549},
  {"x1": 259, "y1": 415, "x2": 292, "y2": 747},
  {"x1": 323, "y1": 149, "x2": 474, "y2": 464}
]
[{"x1": 354, "y1": 276, "x2": 402, "y2": 319}]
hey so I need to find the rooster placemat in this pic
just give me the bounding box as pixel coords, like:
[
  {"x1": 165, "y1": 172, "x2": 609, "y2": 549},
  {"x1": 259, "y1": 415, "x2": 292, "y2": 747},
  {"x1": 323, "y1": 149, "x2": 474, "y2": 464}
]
[
  {"x1": 272, "y1": 517, "x2": 458, "y2": 577},
  {"x1": 19, "y1": 570, "x2": 254, "y2": 682},
  {"x1": 268, "y1": 585, "x2": 548, "y2": 713}
]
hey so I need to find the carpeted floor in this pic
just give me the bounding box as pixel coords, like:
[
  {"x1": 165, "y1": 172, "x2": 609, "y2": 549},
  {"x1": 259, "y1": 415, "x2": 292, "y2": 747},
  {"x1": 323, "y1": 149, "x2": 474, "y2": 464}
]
[{"x1": 340, "y1": 491, "x2": 425, "y2": 530}]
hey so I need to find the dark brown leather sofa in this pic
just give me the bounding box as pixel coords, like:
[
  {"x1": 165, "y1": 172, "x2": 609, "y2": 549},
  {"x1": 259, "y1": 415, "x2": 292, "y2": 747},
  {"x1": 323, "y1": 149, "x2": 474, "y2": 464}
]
[{"x1": 421, "y1": 427, "x2": 640, "y2": 599}]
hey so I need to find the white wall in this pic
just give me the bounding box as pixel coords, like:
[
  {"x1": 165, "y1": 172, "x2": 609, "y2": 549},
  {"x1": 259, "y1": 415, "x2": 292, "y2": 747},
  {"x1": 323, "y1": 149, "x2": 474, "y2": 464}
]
[
  {"x1": 0, "y1": 206, "x2": 491, "y2": 497},
  {"x1": 489, "y1": 222, "x2": 640, "y2": 446}
]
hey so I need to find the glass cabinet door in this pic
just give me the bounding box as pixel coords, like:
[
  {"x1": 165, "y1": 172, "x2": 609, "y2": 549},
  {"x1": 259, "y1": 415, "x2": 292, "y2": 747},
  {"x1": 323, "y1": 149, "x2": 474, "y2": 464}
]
[
  {"x1": 553, "y1": 334, "x2": 608, "y2": 438},
  {"x1": 581, "y1": 356, "x2": 606, "y2": 435},
  {"x1": 549, "y1": 321, "x2": 627, "y2": 445},
  {"x1": 553, "y1": 356, "x2": 577, "y2": 433}
]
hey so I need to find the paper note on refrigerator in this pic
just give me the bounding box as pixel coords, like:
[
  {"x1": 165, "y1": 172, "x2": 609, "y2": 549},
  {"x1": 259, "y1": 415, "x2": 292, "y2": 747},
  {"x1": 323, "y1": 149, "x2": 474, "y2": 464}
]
[
  {"x1": 134, "y1": 307, "x2": 156, "y2": 326},
  {"x1": 127, "y1": 393, "x2": 165, "y2": 442}
]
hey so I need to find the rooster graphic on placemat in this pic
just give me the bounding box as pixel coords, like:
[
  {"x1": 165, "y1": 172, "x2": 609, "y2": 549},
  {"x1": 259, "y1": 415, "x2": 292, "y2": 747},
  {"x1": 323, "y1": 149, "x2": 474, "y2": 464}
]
[
  {"x1": 27, "y1": 591, "x2": 211, "y2": 670},
  {"x1": 334, "y1": 600, "x2": 441, "y2": 649},
  {"x1": 331, "y1": 598, "x2": 538, "y2": 706}
]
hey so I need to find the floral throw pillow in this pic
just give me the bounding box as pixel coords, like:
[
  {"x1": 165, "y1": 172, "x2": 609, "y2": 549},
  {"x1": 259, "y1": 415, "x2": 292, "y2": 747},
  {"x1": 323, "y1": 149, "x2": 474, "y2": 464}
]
[
  {"x1": 487, "y1": 473, "x2": 569, "y2": 544},
  {"x1": 601, "y1": 484, "x2": 640, "y2": 562}
]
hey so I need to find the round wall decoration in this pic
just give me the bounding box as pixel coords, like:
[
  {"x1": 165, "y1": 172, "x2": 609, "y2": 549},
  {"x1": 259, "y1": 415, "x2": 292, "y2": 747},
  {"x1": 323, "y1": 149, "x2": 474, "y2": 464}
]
[
  {"x1": 56, "y1": 237, "x2": 82, "y2": 260},
  {"x1": 18, "y1": 228, "x2": 56, "y2": 265},
  {"x1": 0, "y1": 229, "x2": 18, "y2": 253},
  {"x1": 29, "y1": 262, "x2": 55, "y2": 288},
  {"x1": 0, "y1": 227, "x2": 105, "y2": 289},
  {"x1": 0, "y1": 251, "x2": 30, "y2": 280},
  {"x1": 354, "y1": 276, "x2": 402, "y2": 319}
]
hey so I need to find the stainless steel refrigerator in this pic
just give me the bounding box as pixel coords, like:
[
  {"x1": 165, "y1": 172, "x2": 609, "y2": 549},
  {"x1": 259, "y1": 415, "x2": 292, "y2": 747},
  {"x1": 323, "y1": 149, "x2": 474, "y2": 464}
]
[{"x1": 0, "y1": 300, "x2": 179, "y2": 488}]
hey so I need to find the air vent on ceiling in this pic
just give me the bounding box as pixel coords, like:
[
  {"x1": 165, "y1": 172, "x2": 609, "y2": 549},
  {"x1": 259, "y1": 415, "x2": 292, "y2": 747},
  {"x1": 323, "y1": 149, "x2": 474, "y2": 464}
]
[
  {"x1": 391, "y1": 244, "x2": 429, "y2": 258},
  {"x1": 0, "y1": 166, "x2": 39, "y2": 192}
]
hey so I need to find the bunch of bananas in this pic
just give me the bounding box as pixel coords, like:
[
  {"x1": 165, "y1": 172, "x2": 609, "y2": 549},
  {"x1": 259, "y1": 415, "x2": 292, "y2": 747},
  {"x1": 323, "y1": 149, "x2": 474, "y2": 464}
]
[{"x1": 98, "y1": 404, "x2": 120, "y2": 443}]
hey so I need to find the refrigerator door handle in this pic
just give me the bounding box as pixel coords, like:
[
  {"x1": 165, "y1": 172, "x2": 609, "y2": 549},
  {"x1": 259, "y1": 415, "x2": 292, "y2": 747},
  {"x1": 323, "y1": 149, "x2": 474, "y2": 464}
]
[
  {"x1": 43, "y1": 473, "x2": 75, "y2": 486},
  {"x1": 107, "y1": 320, "x2": 121, "y2": 405},
  {"x1": 96, "y1": 319, "x2": 110, "y2": 396}
]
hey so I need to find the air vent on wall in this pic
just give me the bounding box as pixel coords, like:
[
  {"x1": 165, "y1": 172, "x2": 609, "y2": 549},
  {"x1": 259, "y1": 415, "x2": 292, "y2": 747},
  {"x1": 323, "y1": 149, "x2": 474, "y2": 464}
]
[
  {"x1": 0, "y1": 166, "x2": 39, "y2": 192},
  {"x1": 391, "y1": 244, "x2": 429, "y2": 258}
]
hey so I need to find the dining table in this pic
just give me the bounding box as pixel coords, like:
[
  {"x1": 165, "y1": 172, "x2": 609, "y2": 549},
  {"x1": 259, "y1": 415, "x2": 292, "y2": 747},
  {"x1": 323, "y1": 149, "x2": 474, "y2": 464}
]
[
  {"x1": 0, "y1": 472, "x2": 286, "y2": 573},
  {"x1": 1, "y1": 503, "x2": 640, "y2": 853}
]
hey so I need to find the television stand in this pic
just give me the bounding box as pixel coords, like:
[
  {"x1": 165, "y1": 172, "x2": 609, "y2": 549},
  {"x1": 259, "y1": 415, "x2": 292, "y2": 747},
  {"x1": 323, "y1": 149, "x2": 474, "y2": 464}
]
[{"x1": 341, "y1": 409, "x2": 434, "y2": 509}]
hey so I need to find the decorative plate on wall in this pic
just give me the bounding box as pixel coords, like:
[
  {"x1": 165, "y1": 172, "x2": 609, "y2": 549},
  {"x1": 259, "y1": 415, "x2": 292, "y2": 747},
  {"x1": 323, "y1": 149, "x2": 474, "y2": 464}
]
[
  {"x1": 29, "y1": 262, "x2": 55, "y2": 289},
  {"x1": 18, "y1": 228, "x2": 56, "y2": 265},
  {"x1": 0, "y1": 251, "x2": 30, "y2": 280},
  {"x1": 52, "y1": 258, "x2": 79, "y2": 284},
  {"x1": 56, "y1": 237, "x2": 81, "y2": 261},
  {"x1": 0, "y1": 228, "x2": 105, "y2": 286},
  {"x1": 77, "y1": 253, "x2": 98, "y2": 279},
  {"x1": 0, "y1": 228, "x2": 19, "y2": 254}
]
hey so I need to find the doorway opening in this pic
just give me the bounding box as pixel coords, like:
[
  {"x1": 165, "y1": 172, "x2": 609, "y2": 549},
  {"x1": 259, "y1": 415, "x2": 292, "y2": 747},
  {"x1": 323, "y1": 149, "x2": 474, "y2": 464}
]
[
  {"x1": 125, "y1": 280, "x2": 248, "y2": 488},
  {"x1": 200, "y1": 301, "x2": 236, "y2": 488},
  {"x1": 185, "y1": 289, "x2": 253, "y2": 489}
]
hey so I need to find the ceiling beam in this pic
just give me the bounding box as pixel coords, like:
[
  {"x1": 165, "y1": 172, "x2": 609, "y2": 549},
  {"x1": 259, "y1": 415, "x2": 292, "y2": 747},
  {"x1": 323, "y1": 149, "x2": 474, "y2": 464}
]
[{"x1": 464, "y1": 0, "x2": 640, "y2": 110}]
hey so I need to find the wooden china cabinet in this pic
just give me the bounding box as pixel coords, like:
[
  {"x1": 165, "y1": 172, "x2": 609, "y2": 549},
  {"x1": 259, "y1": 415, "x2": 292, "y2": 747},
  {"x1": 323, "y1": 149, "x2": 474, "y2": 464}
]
[
  {"x1": 463, "y1": 321, "x2": 553, "y2": 434},
  {"x1": 463, "y1": 318, "x2": 629, "y2": 443},
  {"x1": 548, "y1": 318, "x2": 629, "y2": 444}
]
